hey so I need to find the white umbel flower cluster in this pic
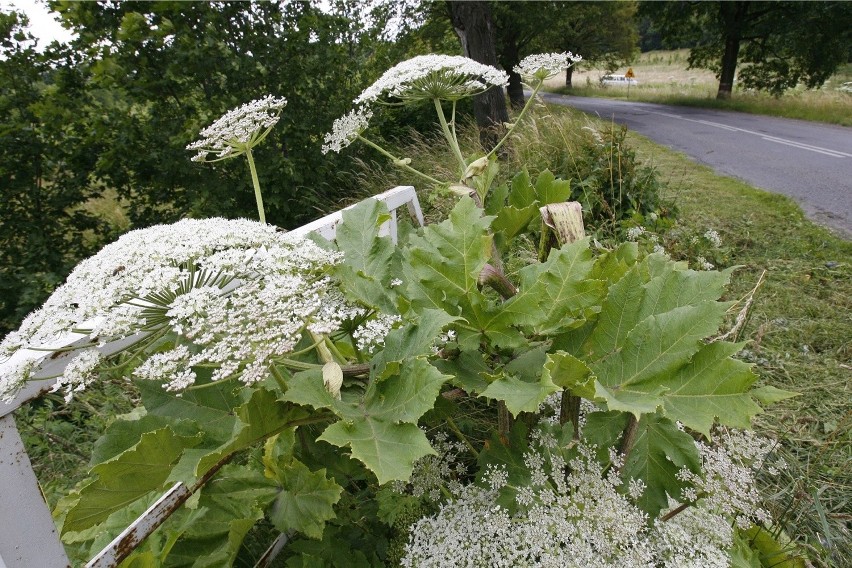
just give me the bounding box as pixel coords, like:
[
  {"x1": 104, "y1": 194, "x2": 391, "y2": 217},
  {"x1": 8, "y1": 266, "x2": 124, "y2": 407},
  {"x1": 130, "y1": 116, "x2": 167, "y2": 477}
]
[
  {"x1": 49, "y1": 349, "x2": 102, "y2": 403},
  {"x1": 0, "y1": 217, "x2": 361, "y2": 399},
  {"x1": 514, "y1": 51, "x2": 583, "y2": 81},
  {"x1": 703, "y1": 228, "x2": 722, "y2": 248},
  {"x1": 392, "y1": 431, "x2": 468, "y2": 501},
  {"x1": 354, "y1": 54, "x2": 509, "y2": 105},
  {"x1": 321, "y1": 106, "x2": 373, "y2": 154},
  {"x1": 677, "y1": 428, "x2": 778, "y2": 529},
  {"x1": 403, "y1": 437, "x2": 654, "y2": 567},
  {"x1": 352, "y1": 312, "x2": 402, "y2": 354},
  {"x1": 402, "y1": 426, "x2": 780, "y2": 568},
  {"x1": 627, "y1": 225, "x2": 646, "y2": 241},
  {"x1": 186, "y1": 95, "x2": 286, "y2": 162}
]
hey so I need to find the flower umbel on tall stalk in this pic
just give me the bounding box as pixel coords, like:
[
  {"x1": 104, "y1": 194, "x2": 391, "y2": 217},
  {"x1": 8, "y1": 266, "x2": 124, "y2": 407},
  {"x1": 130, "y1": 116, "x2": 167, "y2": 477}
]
[
  {"x1": 323, "y1": 52, "x2": 582, "y2": 201},
  {"x1": 514, "y1": 51, "x2": 583, "y2": 83},
  {"x1": 354, "y1": 54, "x2": 510, "y2": 105},
  {"x1": 323, "y1": 54, "x2": 509, "y2": 183},
  {"x1": 187, "y1": 95, "x2": 287, "y2": 224},
  {"x1": 476, "y1": 51, "x2": 583, "y2": 164},
  {"x1": 0, "y1": 218, "x2": 377, "y2": 400}
]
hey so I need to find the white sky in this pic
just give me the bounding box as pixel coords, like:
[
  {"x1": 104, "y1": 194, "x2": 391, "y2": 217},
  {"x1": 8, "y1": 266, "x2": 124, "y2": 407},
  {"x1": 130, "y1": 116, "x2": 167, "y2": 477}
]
[{"x1": 0, "y1": 0, "x2": 76, "y2": 48}]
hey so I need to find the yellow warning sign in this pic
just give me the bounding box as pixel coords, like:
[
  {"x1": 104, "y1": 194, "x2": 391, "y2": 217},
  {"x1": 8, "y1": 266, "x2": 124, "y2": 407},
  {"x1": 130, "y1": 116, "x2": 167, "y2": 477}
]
[{"x1": 625, "y1": 68, "x2": 635, "y2": 79}]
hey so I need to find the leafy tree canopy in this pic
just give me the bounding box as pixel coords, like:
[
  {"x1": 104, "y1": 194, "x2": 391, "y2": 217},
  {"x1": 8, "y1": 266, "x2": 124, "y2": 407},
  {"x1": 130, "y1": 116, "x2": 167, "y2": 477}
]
[
  {"x1": 0, "y1": 10, "x2": 107, "y2": 333},
  {"x1": 491, "y1": 1, "x2": 638, "y2": 104},
  {"x1": 641, "y1": 1, "x2": 852, "y2": 98}
]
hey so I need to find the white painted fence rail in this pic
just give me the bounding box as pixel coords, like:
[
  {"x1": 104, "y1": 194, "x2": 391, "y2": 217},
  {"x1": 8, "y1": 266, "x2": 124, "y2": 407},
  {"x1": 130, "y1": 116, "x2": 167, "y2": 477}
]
[{"x1": 0, "y1": 186, "x2": 422, "y2": 568}]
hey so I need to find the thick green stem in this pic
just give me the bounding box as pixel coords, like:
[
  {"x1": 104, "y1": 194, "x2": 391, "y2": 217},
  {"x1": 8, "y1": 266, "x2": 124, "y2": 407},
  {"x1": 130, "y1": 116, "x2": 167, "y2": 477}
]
[
  {"x1": 357, "y1": 135, "x2": 443, "y2": 186},
  {"x1": 324, "y1": 336, "x2": 347, "y2": 365},
  {"x1": 446, "y1": 416, "x2": 479, "y2": 459},
  {"x1": 486, "y1": 79, "x2": 544, "y2": 160},
  {"x1": 433, "y1": 98, "x2": 466, "y2": 176},
  {"x1": 478, "y1": 263, "x2": 516, "y2": 299},
  {"x1": 277, "y1": 358, "x2": 322, "y2": 371},
  {"x1": 310, "y1": 331, "x2": 334, "y2": 364},
  {"x1": 270, "y1": 364, "x2": 289, "y2": 392},
  {"x1": 244, "y1": 147, "x2": 266, "y2": 224},
  {"x1": 451, "y1": 101, "x2": 460, "y2": 150}
]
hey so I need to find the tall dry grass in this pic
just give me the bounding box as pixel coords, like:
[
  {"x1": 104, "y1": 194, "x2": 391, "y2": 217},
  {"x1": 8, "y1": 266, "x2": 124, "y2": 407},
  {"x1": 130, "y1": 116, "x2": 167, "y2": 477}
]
[{"x1": 548, "y1": 49, "x2": 852, "y2": 126}]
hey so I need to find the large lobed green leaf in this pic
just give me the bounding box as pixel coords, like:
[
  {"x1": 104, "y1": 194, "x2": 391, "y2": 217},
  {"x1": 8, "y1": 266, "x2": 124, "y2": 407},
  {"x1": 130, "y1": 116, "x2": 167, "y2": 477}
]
[
  {"x1": 266, "y1": 458, "x2": 343, "y2": 539},
  {"x1": 533, "y1": 169, "x2": 572, "y2": 205},
  {"x1": 164, "y1": 464, "x2": 274, "y2": 567},
  {"x1": 660, "y1": 341, "x2": 761, "y2": 437},
  {"x1": 590, "y1": 301, "x2": 730, "y2": 416},
  {"x1": 491, "y1": 169, "x2": 572, "y2": 248},
  {"x1": 370, "y1": 308, "x2": 458, "y2": 380},
  {"x1": 319, "y1": 420, "x2": 435, "y2": 485},
  {"x1": 62, "y1": 427, "x2": 201, "y2": 533},
  {"x1": 136, "y1": 377, "x2": 241, "y2": 444},
  {"x1": 620, "y1": 413, "x2": 701, "y2": 517},
  {"x1": 549, "y1": 252, "x2": 781, "y2": 435},
  {"x1": 480, "y1": 370, "x2": 560, "y2": 417},
  {"x1": 332, "y1": 198, "x2": 401, "y2": 313},
  {"x1": 195, "y1": 387, "x2": 310, "y2": 477},
  {"x1": 403, "y1": 196, "x2": 493, "y2": 324},
  {"x1": 491, "y1": 239, "x2": 602, "y2": 336},
  {"x1": 284, "y1": 356, "x2": 449, "y2": 484},
  {"x1": 492, "y1": 169, "x2": 538, "y2": 240}
]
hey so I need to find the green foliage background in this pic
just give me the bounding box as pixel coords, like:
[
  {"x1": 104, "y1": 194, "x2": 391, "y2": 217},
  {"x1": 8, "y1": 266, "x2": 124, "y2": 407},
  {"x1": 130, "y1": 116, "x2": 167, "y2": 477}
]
[{"x1": 0, "y1": 1, "x2": 440, "y2": 335}]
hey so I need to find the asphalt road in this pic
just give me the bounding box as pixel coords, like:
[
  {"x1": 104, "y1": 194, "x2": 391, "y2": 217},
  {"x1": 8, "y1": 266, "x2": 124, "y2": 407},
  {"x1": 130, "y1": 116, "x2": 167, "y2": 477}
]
[{"x1": 539, "y1": 92, "x2": 852, "y2": 239}]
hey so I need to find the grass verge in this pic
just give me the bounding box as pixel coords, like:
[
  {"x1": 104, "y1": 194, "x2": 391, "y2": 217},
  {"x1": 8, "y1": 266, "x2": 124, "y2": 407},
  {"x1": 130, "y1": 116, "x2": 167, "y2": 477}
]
[{"x1": 625, "y1": 123, "x2": 851, "y2": 567}]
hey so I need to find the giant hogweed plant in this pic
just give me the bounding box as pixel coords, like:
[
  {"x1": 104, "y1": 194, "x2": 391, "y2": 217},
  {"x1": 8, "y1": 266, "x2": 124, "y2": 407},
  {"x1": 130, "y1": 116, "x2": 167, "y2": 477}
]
[{"x1": 0, "y1": 53, "x2": 799, "y2": 566}]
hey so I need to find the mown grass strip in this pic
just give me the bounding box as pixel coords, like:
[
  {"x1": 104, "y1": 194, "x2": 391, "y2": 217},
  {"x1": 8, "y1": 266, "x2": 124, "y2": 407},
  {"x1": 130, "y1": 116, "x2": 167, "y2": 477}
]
[{"x1": 624, "y1": 126, "x2": 851, "y2": 567}]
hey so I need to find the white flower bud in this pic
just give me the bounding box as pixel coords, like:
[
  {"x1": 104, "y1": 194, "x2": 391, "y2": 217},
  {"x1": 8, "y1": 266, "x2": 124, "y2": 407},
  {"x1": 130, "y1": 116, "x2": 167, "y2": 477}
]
[
  {"x1": 462, "y1": 156, "x2": 489, "y2": 180},
  {"x1": 322, "y1": 361, "x2": 343, "y2": 400}
]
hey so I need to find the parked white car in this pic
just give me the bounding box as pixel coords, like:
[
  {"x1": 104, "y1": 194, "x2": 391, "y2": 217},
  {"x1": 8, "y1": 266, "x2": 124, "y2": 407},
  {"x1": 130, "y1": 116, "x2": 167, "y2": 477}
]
[{"x1": 601, "y1": 74, "x2": 638, "y2": 86}]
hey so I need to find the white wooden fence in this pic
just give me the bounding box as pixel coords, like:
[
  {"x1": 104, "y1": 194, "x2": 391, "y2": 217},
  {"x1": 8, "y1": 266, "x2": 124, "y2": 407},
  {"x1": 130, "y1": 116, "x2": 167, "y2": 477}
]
[{"x1": 0, "y1": 186, "x2": 423, "y2": 568}]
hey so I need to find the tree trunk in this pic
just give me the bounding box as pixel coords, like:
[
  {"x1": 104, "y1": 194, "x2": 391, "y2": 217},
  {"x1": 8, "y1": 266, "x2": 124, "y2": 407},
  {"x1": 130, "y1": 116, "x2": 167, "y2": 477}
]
[
  {"x1": 500, "y1": 30, "x2": 525, "y2": 109},
  {"x1": 507, "y1": 70, "x2": 525, "y2": 109},
  {"x1": 717, "y1": 33, "x2": 741, "y2": 99},
  {"x1": 448, "y1": 1, "x2": 510, "y2": 150},
  {"x1": 716, "y1": 2, "x2": 748, "y2": 100},
  {"x1": 564, "y1": 65, "x2": 575, "y2": 88}
]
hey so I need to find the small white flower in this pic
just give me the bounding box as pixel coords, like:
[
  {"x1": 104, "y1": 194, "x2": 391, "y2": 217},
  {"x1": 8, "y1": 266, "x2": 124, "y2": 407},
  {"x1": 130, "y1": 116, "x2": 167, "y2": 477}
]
[
  {"x1": 703, "y1": 229, "x2": 722, "y2": 248},
  {"x1": 485, "y1": 463, "x2": 509, "y2": 490},
  {"x1": 696, "y1": 256, "x2": 715, "y2": 271},
  {"x1": 628, "y1": 477, "x2": 646, "y2": 500},
  {"x1": 514, "y1": 52, "x2": 583, "y2": 81},
  {"x1": 393, "y1": 430, "x2": 468, "y2": 502},
  {"x1": 187, "y1": 95, "x2": 286, "y2": 162},
  {"x1": 627, "y1": 226, "x2": 646, "y2": 241},
  {"x1": 50, "y1": 349, "x2": 102, "y2": 402},
  {"x1": 352, "y1": 312, "x2": 400, "y2": 354},
  {"x1": 321, "y1": 106, "x2": 373, "y2": 154},
  {"x1": 134, "y1": 345, "x2": 196, "y2": 392},
  {"x1": 355, "y1": 54, "x2": 508, "y2": 105}
]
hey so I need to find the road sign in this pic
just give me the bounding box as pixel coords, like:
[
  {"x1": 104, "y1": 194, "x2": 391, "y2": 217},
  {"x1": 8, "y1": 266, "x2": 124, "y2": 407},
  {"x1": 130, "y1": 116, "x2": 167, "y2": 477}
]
[{"x1": 625, "y1": 68, "x2": 635, "y2": 79}]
